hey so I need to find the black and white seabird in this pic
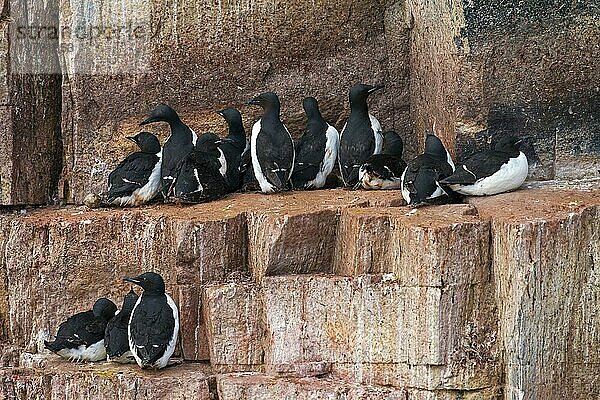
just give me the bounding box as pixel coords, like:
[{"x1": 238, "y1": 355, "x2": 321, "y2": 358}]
[
  {"x1": 217, "y1": 107, "x2": 247, "y2": 191},
  {"x1": 247, "y1": 92, "x2": 295, "y2": 193},
  {"x1": 401, "y1": 134, "x2": 456, "y2": 206},
  {"x1": 440, "y1": 135, "x2": 528, "y2": 196},
  {"x1": 359, "y1": 131, "x2": 407, "y2": 190},
  {"x1": 338, "y1": 84, "x2": 384, "y2": 187},
  {"x1": 140, "y1": 104, "x2": 198, "y2": 197},
  {"x1": 169, "y1": 133, "x2": 229, "y2": 203},
  {"x1": 291, "y1": 97, "x2": 339, "y2": 190},
  {"x1": 44, "y1": 298, "x2": 117, "y2": 362},
  {"x1": 105, "y1": 289, "x2": 139, "y2": 363},
  {"x1": 106, "y1": 132, "x2": 162, "y2": 206},
  {"x1": 124, "y1": 272, "x2": 179, "y2": 370}
]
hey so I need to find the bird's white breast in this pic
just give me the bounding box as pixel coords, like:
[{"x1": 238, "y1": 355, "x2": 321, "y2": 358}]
[
  {"x1": 251, "y1": 120, "x2": 276, "y2": 193},
  {"x1": 154, "y1": 294, "x2": 179, "y2": 369},
  {"x1": 306, "y1": 124, "x2": 339, "y2": 189},
  {"x1": 449, "y1": 152, "x2": 528, "y2": 196},
  {"x1": 369, "y1": 114, "x2": 383, "y2": 155}
]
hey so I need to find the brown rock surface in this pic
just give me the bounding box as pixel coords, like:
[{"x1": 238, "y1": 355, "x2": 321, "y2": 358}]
[
  {"x1": 0, "y1": 187, "x2": 598, "y2": 399},
  {"x1": 203, "y1": 282, "x2": 265, "y2": 369},
  {"x1": 0, "y1": 202, "x2": 247, "y2": 359},
  {"x1": 0, "y1": 1, "x2": 62, "y2": 205},
  {"x1": 217, "y1": 372, "x2": 409, "y2": 400},
  {"x1": 263, "y1": 274, "x2": 498, "y2": 389},
  {"x1": 334, "y1": 204, "x2": 490, "y2": 286},
  {"x1": 0, "y1": 190, "x2": 405, "y2": 357},
  {"x1": 1, "y1": 361, "x2": 213, "y2": 399},
  {"x1": 470, "y1": 188, "x2": 600, "y2": 399}
]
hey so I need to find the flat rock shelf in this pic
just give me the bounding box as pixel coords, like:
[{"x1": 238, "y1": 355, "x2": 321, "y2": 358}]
[{"x1": 0, "y1": 184, "x2": 599, "y2": 399}]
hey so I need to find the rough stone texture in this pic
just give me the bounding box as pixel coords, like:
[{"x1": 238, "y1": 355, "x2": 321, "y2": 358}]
[
  {"x1": 263, "y1": 274, "x2": 499, "y2": 390},
  {"x1": 0, "y1": 187, "x2": 599, "y2": 399},
  {"x1": 0, "y1": 361, "x2": 213, "y2": 399},
  {"x1": 469, "y1": 189, "x2": 600, "y2": 400},
  {"x1": 409, "y1": 0, "x2": 600, "y2": 180},
  {"x1": 334, "y1": 204, "x2": 489, "y2": 285},
  {"x1": 0, "y1": 190, "x2": 406, "y2": 358},
  {"x1": 0, "y1": 1, "x2": 63, "y2": 205},
  {"x1": 203, "y1": 282, "x2": 265, "y2": 369},
  {"x1": 247, "y1": 208, "x2": 339, "y2": 283},
  {"x1": 217, "y1": 373, "x2": 409, "y2": 400}
]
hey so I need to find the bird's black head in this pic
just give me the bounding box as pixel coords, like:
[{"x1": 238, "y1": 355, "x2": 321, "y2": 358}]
[
  {"x1": 121, "y1": 289, "x2": 139, "y2": 312},
  {"x1": 424, "y1": 134, "x2": 448, "y2": 159},
  {"x1": 217, "y1": 107, "x2": 242, "y2": 124},
  {"x1": 382, "y1": 131, "x2": 404, "y2": 157},
  {"x1": 217, "y1": 107, "x2": 245, "y2": 137},
  {"x1": 302, "y1": 97, "x2": 322, "y2": 119},
  {"x1": 195, "y1": 132, "x2": 220, "y2": 152},
  {"x1": 349, "y1": 84, "x2": 384, "y2": 107},
  {"x1": 492, "y1": 135, "x2": 526, "y2": 155},
  {"x1": 126, "y1": 132, "x2": 161, "y2": 154},
  {"x1": 92, "y1": 298, "x2": 118, "y2": 321},
  {"x1": 247, "y1": 92, "x2": 281, "y2": 113},
  {"x1": 124, "y1": 272, "x2": 166, "y2": 295},
  {"x1": 140, "y1": 104, "x2": 181, "y2": 126}
]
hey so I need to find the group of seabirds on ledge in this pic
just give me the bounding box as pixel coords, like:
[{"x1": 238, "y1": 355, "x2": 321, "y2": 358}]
[
  {"x1": 98, "y1": 83, "x2": 530, "y2": 208},
  {"x1": 45, "y1": 272, "x2": 179, "y2": 369},
  {"x1": 46, "y1": 84, "x2": 531, "y2": 369}
]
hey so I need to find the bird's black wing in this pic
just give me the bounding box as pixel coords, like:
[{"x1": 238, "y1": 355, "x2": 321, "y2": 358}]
[
  {"x1": 239, "y1": 146, "x2": 259, "y2": 191},
  {"x1": 442, "y1": 151, "x2": 511, "y2": 184},
  {"x1": 170, "y1": 149, "x2": 228, "y2": 203},
  {"x1": 45, "y1": 311, "x2": 100, "y2": 351},
  {"x1": 256, "y1": 123, "x2": 295, "y2": 189},
  {"x1": 291, "y1": 127, "x2": 327, "y2": 186},
  {"x1": 104, "y1": 313, "x2": 130, "y2": 358},
  {"x1": 107, "y1": 153, "x2": 159, "y2": 201},
  {"x1": 129, "y1": 296, "x2": 175, "y2": 365},
  {"x1": 403, "y1": 154, "x2": 453, "y2": 205},
  {"x1": 218, "y1": 141, "x2": 244, "y2": 191},
  {"x1": 339, "y1": 118, "x2": 376, "y2": 185}
]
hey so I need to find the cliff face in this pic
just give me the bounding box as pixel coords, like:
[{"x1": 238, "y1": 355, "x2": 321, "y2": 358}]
[
  {"x1": 0, "y1": 186, "x2": 599, "y2": 399},
  {"x1": 0, "y1": 0, "x2": 598, "y2": 205}
]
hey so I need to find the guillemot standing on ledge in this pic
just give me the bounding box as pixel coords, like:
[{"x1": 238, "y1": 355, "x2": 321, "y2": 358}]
[
  {"x1": 440, "y1": 135, "x2": 528, "y2": 196},
  {"x1": 401, "y1": 134, "x2": 455, "y2": 206},
  {"x1": 125, "y1": 272, "x2": 179, "y2": 370},
  {"x1": 106, "y1": 132, "x2": 162, "y2": 206},
  {"x1": 338, "y1": 83, "x2": 384, "y2": 187},
  {"x1": 291, "y1": 97, "x2": 339, "y2": 190},
  {"x1": 247, "y1": 92, "x2": 295, "y2": 193},
  {"x1": 140, "y1": 104, "x2": 198, "y2": 197}
]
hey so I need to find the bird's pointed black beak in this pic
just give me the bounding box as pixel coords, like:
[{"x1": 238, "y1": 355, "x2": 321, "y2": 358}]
[
  {"x1": 124, "y1": 276, "x2": 141, "y2": 285},
  {"x1": 246, "y1": 97, "x2": 261, "y2": 106},
  {"x1": 517, "y1": 135, "x2": 533, "y2": 143},
  {"x1": 368, "y1": 85, "x2": 384, "y2": 94},
  {"x1": 140, "y1": 116, "x2": 157, "y2": 126},
  {"x1": 126, "y1": 136, "x2": 137, "y2": 143}
]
